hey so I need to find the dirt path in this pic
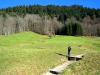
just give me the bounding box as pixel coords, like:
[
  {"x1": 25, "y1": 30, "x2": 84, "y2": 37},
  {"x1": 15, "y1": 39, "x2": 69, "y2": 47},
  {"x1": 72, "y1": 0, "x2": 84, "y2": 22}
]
[{"x1": 42, "y1": 54, "x2": 84, "y2": 75}]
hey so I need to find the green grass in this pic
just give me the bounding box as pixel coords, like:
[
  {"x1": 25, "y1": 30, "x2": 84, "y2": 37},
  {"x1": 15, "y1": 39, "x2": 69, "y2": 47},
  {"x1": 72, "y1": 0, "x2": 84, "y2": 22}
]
[
  {"x1": 0, "y1": 32, "x2": 99, "y2": 75},
  {"x1": 62, "y1": 53, "x2": 100, "y2": 75}
]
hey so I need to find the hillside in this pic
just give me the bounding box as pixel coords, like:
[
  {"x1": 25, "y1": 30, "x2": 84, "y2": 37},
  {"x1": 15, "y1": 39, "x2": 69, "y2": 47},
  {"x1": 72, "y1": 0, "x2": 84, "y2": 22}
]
[
  {"x1": 0, "y1": 32, "x2": 100, "y2": 75},
  {"x1": 0, "y1": 5, "x2": 100, "y2": 36}
]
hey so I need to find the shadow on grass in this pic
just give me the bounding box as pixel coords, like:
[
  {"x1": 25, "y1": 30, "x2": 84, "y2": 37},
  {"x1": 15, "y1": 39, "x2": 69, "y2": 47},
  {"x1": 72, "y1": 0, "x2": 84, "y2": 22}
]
[{"x1": 55, "y1": 53, "x2": 68, "y2": 57}]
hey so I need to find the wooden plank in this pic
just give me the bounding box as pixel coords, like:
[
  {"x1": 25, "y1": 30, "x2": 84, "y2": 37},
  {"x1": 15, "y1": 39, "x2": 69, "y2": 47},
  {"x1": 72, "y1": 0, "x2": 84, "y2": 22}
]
[{"x1": 42, "y1": 54, "x2": 84, "y2": 75}]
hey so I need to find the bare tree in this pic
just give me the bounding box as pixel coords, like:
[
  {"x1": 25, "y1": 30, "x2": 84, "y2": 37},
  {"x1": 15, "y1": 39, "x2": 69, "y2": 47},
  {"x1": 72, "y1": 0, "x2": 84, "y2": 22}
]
[{"x1": 0, "y1": 15, "x2": 4, "y2": 35}]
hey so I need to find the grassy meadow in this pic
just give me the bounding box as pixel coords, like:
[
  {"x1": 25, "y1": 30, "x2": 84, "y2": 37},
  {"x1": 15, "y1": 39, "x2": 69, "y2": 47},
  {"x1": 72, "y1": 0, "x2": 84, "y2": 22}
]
[
  {"x1": 62, "y1": 53, "x2": 100, "y2": 75},
  {"x1": 0, "y1": 32, "x2": 100, "y2": 75}
]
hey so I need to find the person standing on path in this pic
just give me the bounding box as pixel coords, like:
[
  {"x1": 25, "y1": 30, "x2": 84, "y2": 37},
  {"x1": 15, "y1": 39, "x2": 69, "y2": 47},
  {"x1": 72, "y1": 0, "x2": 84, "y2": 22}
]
[{"x1": 67, "y1": 46, "x2": 71, "y2": 60}]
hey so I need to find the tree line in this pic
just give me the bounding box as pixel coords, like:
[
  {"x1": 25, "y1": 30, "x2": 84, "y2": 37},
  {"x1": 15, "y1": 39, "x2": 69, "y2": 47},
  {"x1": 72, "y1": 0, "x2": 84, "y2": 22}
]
[{"x1": 0, "y1": 5, "x2": 100, "y2": 36}]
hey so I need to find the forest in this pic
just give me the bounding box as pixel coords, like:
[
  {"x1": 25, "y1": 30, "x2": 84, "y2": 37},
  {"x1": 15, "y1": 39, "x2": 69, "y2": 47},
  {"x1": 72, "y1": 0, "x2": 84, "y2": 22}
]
[{"x1": 0, "y1": 5, "x2": 100, "y2": 36}]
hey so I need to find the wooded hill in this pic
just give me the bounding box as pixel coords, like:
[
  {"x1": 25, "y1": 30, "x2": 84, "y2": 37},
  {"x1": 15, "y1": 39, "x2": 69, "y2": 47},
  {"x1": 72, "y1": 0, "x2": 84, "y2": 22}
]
[{"x1": 0, "y1": 5, "x2": 100, "y2": 36}]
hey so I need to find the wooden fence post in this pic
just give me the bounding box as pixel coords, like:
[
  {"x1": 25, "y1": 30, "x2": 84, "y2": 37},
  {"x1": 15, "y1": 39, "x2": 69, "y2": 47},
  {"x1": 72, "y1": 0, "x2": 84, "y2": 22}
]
[{"x1": 68, "y1": 46, "x2": 71, "y2": 60}]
